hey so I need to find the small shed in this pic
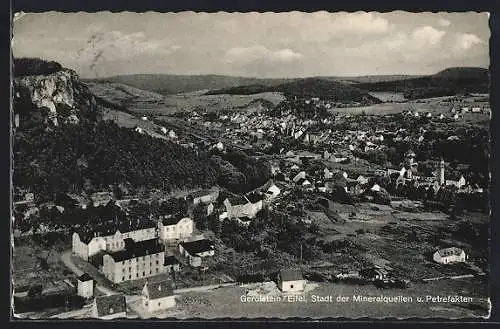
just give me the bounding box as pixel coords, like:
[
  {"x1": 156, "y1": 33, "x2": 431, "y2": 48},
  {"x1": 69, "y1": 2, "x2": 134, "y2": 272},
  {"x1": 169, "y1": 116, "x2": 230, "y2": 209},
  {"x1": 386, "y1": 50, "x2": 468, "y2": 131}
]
[{"x1": 278, "y1": 269, "x2": 306, "y2": 292}]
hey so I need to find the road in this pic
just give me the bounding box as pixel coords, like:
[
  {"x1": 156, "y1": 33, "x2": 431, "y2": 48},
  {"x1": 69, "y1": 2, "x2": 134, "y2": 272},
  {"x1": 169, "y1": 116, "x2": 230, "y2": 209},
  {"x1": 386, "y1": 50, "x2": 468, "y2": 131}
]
[{"x1": 60, "y1": 251, "x2": 117, "y2": 296}]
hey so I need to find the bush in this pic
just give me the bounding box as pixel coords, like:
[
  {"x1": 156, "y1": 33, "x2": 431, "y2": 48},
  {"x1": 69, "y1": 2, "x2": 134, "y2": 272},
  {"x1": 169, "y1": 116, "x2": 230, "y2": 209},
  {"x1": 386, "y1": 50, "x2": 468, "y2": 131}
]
[{"x1": 14, "y1": 58, "x2": 63, "y2": 77}]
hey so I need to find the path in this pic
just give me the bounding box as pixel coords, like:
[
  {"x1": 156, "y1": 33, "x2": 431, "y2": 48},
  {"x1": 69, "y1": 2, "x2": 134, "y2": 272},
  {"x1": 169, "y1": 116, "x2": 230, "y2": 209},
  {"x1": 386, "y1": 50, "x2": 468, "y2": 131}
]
[{"x1": 60, "y1": 251, "x2": 117, "y2": 296}]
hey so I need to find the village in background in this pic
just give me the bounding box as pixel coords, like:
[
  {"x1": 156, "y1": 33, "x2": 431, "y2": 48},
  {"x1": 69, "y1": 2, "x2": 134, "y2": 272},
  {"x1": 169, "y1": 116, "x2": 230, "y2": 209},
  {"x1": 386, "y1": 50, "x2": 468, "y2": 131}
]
[{"x1": 11, "y1": 53, "x2": 490, "y2": 319}]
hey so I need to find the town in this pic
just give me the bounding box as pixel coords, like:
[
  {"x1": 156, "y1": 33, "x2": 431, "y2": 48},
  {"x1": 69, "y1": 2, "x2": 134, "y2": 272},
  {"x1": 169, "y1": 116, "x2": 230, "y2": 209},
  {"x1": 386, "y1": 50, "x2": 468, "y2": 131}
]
[{"x1": 11, "y1": 11, "x2": 491, "y2": 320}]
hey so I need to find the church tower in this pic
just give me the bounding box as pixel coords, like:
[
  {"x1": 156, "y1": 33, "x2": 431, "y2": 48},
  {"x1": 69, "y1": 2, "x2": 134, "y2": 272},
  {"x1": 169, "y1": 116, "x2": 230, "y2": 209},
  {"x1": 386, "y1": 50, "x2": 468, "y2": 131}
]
[{"x1": 439, "y1": 158, "x2": 445, "y2": 185}]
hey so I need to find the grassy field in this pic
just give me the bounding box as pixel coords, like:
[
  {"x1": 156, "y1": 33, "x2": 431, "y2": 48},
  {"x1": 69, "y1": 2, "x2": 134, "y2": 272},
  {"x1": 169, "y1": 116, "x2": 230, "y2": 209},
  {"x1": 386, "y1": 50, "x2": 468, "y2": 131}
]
[
  {"x1": 13, "y1": 236, "x2": 73, "y2": 292},
  {"x1": 167, "y1": 278, "x2": 489, "y2": 319},
  {"x1": 88, "y1": 81, "x2": 285, "y2": 115}
]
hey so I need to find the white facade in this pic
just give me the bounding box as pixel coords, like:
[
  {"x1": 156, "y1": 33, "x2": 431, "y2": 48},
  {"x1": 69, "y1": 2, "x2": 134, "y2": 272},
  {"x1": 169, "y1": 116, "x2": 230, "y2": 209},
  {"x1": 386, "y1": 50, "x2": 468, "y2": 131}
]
[
  {"x1": 77, "y1": 279, "x2": 94, "y2": 299},
  {"x1": 72, "y1": 227, "x2": 157, "y2": 260},
  {"x1": 102, "y1": 251, "x2": 166, "y2": 284},
  {"x1": 280, "y1": 279, "x2": 306, "y2": 293},
  {"x1": 433, "y1": 248, "x2": 466, "y2": 264},
  {"x1": 142, "y1": 283, "x2": 176, "y2": 313},
  {"x1": 158, "y1": 217, "x2": 194, "y2": 242}
]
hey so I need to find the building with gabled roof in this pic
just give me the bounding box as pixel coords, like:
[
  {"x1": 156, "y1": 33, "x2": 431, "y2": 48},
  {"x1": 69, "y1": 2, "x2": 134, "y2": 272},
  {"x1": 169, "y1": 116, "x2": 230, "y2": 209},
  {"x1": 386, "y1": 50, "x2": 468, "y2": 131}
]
[
  {"x1": 91, "y1": 294, "x2": 127, "y2": 319},
  {"x1": 142, "y1": 280, "x2": 176, "y2": 313},
  {"x1": 77, "y1": 273, "x2": 94, "y2": 299},
  {"x1": 277, "y1": 269, "x2": 306, "y2": 292},
  {"x1": 102, "y1": 238, "x2": 166, "y2": 283},
  {"x1": 433, "y1": 247, "x2": 466, "y2": 264},
  {"x1": 158, "y1": 216, "x2": 193, "y2": 243},
  {"x1": 179, "y1": 239, "x2": 215, "y2": 267}
]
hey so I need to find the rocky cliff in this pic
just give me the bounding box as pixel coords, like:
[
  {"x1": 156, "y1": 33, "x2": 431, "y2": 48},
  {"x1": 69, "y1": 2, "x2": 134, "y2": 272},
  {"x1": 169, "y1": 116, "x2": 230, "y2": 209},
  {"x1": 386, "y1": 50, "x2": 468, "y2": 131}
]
[{"x1": 13, "y1": 64, "x2": 100, "y2": 127}]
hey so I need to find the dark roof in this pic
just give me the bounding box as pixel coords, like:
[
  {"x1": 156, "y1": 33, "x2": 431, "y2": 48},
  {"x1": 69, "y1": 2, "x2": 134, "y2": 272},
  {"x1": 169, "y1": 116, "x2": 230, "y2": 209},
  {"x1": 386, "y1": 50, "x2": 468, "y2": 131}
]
[
  {"x1": 108, "y1": 238, "x2": 163, "y2": 262},
  {"x1": 77, "y1": 219, "x2": 157, "y2": 244},
  {"x1": 180, "y1": 239, "x2": 214, "y2": 256},
  {"x1": 436, "y1": 247, "x2": 464, "y2": 257},
  {"x1": 246, "y1": 192, "x2": 264, "y2": 203},
  {"x1": 189, "y1": 189, "x2": 218, "y2": 199},
  {"x1": 94, "y1": 294, "x2": 126, "y2": 317},
  {"x1": 164, "y1": 255, "x2": 181, "y2": 266},
  {"x1": 280, "y1": 269, "x2": 304, "y2": 282},
  {"x1": 78, "y1": 273, "x2": 93, "y2": 282},
  {"x1": 238, "y1": 216, "x2": 253, "y2": 222},
  {"x1": 144, "y1": 280, "x2": 174, "y2": 300},
  {"x1": 161, "y1": 216, "x2": 184, "y2": 226}
]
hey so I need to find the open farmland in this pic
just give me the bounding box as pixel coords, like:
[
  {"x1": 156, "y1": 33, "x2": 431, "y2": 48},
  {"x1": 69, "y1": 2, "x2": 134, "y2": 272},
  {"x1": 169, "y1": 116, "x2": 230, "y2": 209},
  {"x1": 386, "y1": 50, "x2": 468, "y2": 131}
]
[{"x1": 87, "y1": 81, "x2": 285, "y2": 115}]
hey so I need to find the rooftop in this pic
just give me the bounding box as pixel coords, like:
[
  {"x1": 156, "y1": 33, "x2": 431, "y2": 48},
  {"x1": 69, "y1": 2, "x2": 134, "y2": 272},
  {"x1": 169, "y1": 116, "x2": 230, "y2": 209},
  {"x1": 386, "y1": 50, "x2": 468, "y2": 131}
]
[
  {"x1": 436, "y1": 247, "x2": 464, "y2": 257},
  {"x1": 78, "y1": 273, "x2": 93, "y2": 282},
  {"x1": 180, "y1": 239, "x2": 214, "y2": 256},
  {"x1": 144, "y1": 280, "x2": 174, "y2": 300},
  {"x1": 279, "y1": 269, "x2": 304, "y2": 282},
  {"x1": 107, "y1": 238, "x2": 163, "y2": 262}
]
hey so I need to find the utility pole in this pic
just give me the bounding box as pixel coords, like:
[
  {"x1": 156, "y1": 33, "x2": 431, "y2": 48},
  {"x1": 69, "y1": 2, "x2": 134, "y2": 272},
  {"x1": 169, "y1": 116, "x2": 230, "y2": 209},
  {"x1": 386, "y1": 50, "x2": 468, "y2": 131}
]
[{"x1": 299, "y1": 243, "x2": 303, "y2": 266}]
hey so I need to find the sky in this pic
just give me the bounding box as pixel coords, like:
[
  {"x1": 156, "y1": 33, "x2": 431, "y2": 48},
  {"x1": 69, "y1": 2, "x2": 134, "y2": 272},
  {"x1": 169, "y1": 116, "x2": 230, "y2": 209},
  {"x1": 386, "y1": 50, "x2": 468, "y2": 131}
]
[{"x1": 12, "y1": 11, "x2": 490, "y2": 78}]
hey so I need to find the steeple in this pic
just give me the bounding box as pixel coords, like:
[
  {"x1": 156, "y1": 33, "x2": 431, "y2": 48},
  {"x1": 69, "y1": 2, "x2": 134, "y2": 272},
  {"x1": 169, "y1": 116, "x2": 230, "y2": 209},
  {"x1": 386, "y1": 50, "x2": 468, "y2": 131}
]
[{"x1": 439, "y1": 158, "x2": 445, "y2": 185}]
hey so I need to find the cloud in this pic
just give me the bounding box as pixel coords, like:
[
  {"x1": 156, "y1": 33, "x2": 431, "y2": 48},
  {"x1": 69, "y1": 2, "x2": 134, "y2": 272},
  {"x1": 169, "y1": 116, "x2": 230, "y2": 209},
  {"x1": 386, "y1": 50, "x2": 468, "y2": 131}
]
[
  {"x1": 225, "y1": 45, "x2": 303, "y2": 64},
  {"x1": 411, "y1": 26, "x2": 446, "y2": 47},
  {"x1": 76, "y1": 30, "x2": 179, "y2": 71},
  {"x1": 454, "y1": 33, "x2": 485, "y2": 51},
  {"x1": 438, "y1": 18, "x2": 451, "y2": 27}
]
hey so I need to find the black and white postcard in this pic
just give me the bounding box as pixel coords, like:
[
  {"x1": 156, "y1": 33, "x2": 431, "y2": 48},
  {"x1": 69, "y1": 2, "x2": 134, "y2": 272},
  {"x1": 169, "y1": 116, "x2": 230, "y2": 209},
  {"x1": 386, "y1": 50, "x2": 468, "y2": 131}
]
[{"x1": 10, "y1": 11, "x2": 491, "y2": 320}]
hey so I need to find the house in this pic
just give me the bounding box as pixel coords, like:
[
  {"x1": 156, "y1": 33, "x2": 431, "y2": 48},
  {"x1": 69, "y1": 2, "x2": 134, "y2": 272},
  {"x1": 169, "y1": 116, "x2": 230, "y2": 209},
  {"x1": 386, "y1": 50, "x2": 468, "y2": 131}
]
[
  {"x1": 186, "y1": 188, "x2": 220, "y2": 206},
  {"x1": 263, "y1": 181, "x2": 281, "y2": 200},
  {"x1": 135, "y1": 126, "x2": 144, "y2": 134},
  {"x1": 164, "y1": 255, "x2": 181, "y2": 273},
  {"x1": 102, "y1": 238, "x2": 166, "y2": 283},
  {"x1": 433, "y1": 247, "x2": 466, "y2": 264},
  {"x1": 359, "y1": 266, "x2": 389, "y2": 281},
  {"x1": 446, "y1": 175, "x2": 466, "y2": 189},
  {"x1": 92, "y1": 294, "x2": 127, "y2": 319},
  {"x1": 77, "y1": 273, "x2": 94, "y2": 299},
  {"x1": 178, "y1": 239, "x2": 215, "y2": 267},
  {"x1": 141, "y1": 116, "x2": 148, "y2": 121},
  {"x1": 324, "y1": 168, "x2": 333, "y2": 180},
  {"x1": 142, "y1": 280, "x2": 176, "y2": 313},
  {"x1": 370, "y1": 183, "x2": 381, "y2": 192},
  {"x1": 277, "y1": 269, "x2": 306, "y2": 292},
  {"x1": 158, "y1": 217, "x2": 194, "y2": 243},
  {"x1": 159, "y1": 127, "x2": 168, "y2": 134},
  {"x1": 293, "y1": 171, "x2": 307, "y2": 183},
  {"x1": 223, "y1": 197, "x2": 262, "y2": 219}
]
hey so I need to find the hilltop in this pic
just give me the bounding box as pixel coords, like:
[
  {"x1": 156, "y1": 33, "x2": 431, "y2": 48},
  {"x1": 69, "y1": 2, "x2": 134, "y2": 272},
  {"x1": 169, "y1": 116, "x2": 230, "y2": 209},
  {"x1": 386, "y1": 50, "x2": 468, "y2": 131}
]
[
  {"x1": 88, "y1": 74, "x2": 291, "y2": 95},
  {"x1": 205, "y1": 78, "x2": 381, "y2": 105},
  {"x1": 355, "y1": 67, "x2": 489, "y2": 99}
]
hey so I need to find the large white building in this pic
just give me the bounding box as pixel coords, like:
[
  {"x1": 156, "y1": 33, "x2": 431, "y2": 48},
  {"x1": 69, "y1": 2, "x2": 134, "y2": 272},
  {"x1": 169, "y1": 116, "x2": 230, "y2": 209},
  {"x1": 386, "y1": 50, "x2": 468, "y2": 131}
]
[
  {"x1": 102, "y1": 238, "x2": 166, "y2": 284},
  {"x1": 72, "y1": 221, "x2": 157, "y2": 261},
  {"x1": 77, "y1": 273, "x2": 94, "y2": 299}
]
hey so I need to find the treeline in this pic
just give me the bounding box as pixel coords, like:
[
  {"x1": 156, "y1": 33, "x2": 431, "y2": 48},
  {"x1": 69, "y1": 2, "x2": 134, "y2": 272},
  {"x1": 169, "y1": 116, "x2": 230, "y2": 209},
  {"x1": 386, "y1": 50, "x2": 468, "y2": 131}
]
[
  {"x1": 356, "y1": 67, "x2": 489, "y2": 100},
  {"x1": 206, "y1": 78, "x2": 381, "y2": 105},
  {"x1": 14, "y1": 57, "x2": 63, "y2": 77},
  {"x1": 13, "y1": 120, "x2": 219, "y2": 201}
]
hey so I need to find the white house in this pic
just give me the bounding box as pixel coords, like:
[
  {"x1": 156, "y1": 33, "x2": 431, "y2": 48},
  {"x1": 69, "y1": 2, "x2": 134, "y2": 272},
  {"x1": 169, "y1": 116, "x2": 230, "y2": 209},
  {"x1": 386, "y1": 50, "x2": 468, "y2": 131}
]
[
  {"x1": 187, "y1": 188, "x2": 220, "y2": 206},
  {"x1": 264, "y1": 182, "x2": 281, "y2": 200},
  {"x1": 370, "y1": 183, "x2": 381, "y2": 192},
  {"x1": 278, "y1": 269, "x2": 306, "y2": 293},
  {"x1": 223, "y1": 198, "x2": 263, "y2": 220},
  {"x1": 158, "y1": 217, "x2": 194, "y2": 243},
  {"x1": 433, "y1": 247, "x2": 467, "y2": 264},
  {"x1": 77, "y1": 273, "x2": 94, "y2": 299},
  {"x1": 293, "y1": 171, "x2": 307, "y2": 183},
  {"x1": 92, "y1": 294, "x2": 127, "y2": 319},
  {"x1": 135, "y1": 127, "x2": 144, "y2": 134},
  {"x1": 142, "y1": 280, "x2": 176, "y2": 313}
]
